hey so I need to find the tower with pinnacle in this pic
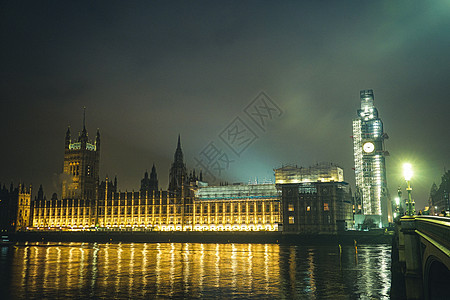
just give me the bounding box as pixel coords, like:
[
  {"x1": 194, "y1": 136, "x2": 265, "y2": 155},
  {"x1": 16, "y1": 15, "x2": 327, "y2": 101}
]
[
  {"x1": 352, "y1": 90, "x2": 391, "y2": 226},
  {"x1": 62, "y1": 108, "x2": 100, "y2": 210},
  {"x1": 140, "y1": 164, "x2": 159, "y2": 196},
  {"x1": 168, "y1": 135, "x2": 187, "y2": 196}
]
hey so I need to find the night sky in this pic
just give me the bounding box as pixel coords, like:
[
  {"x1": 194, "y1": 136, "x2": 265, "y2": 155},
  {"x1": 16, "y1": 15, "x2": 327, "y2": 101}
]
[{"x1": 1, "y1": 1, "x2": 449, "y2": 209}]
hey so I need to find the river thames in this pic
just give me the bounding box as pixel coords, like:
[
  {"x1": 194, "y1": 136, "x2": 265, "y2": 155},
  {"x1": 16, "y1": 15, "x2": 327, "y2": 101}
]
[{"x1": 1, "y1": 242, "x2": 391, "y2": 299}]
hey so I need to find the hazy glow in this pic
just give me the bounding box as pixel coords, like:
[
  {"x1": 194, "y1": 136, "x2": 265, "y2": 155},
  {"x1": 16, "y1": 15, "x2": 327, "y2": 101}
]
[{"x1": 403, "y1": 163, "x2": 413, "y2": 181}]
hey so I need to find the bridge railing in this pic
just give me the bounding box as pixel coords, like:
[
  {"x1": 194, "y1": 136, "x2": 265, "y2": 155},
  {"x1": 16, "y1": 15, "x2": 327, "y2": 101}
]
[
  {"x1": 415, "y1": 216, "x2": 450, "y2": 256},
  {"x1": 397, "y1": 215, "x2": 450, "y2": 299}
]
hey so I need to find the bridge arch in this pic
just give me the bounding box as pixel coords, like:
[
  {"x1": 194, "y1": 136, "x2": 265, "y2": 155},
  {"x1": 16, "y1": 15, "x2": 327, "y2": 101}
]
[{"x1": 423, "y1": 255, "x2": 450, "y2": 300}]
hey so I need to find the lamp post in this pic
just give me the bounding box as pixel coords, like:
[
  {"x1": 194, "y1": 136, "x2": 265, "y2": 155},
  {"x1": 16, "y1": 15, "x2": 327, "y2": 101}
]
[{"x1": 403, "y1": 163, "x2": 415, "y2": 216}]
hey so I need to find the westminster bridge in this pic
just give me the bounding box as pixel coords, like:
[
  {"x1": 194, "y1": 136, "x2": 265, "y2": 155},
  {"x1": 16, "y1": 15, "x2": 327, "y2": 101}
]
[{"x1": 394, "y1": 215, "x2": 450, "y2": 299}]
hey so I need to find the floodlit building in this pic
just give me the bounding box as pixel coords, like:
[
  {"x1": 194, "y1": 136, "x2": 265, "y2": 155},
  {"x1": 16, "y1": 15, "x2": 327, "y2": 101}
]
[
  {"x1": 29, "y1": 113, "x2": 351, "y2": 233},
  {"x1": 352, "y1": 89, "x2": 392, "y2": 227},
  {"x1": 194, "y1": 183, "x2": 281, "y2": 231},
  {"x1": 274, "y1": 162, "x2": 344, "y2": 184},
  {"x1": 32, "y1": 129, "x2": 281, "y2": 231}
]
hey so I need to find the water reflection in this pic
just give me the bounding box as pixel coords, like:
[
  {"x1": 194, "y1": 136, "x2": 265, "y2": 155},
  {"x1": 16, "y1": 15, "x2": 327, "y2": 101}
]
[{"x1": 2, "y1": 242, "x2": 391, "y2": 299}]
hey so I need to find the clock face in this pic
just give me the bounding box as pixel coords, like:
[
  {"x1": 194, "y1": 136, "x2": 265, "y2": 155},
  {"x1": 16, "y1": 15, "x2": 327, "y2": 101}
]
[{"x1": 363, "y1": 142, "x2": 375, "y2": 153}]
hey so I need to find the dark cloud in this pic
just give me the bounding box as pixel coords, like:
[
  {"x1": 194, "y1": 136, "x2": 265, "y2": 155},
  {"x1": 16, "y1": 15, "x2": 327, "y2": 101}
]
[{"x1": 1, "y1": 0, "x2": 449, "y2": 208}]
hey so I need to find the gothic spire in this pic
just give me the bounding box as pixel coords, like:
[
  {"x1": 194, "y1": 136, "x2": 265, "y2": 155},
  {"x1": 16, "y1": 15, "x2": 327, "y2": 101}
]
[
  {"x1": 169, "y1": 135, "x2": 187, "y2": 194},
  {"x1": 78, "y1": 107, "x2": 88, "y2": 144},
  {"x1": 65, "y1": 125, "x2": 71, "y2": 149},
  {"x1": 174, "y1": 134, "x2": 184, "y2": 163},
  {"x1": 95, "y1": 128, "x2": 101, "y2": 150},
  {"x1": 83, "y1": 106, "x2": 86, "y2": 131}
]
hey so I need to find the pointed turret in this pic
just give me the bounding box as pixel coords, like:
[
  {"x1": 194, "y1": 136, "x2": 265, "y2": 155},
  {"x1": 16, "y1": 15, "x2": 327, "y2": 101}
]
[
  {"x1": 65, "y1": 126, "x2": 71, "y2": 149},
  {"x1": 141, "y1": 164, "x2": 158, "y2": 195},
  {"x1": 174, "y1": 134, "x2": 184, "y2": 163},
  {"x1": 82, "y1": 106, "x2": 86, "y2": 132},
  {"x1": 150, "y1": 164, "x2": 158, "y2": 193},
  {"x1": 36, "y1": 184, "x2": 44, "y2": 201},
  {"x1": 78, "y1": 107, "x2": 88, "y2": 146},
  {"x1": 168, "y1": 135, "x2": 187, "y2": 195},
  {"x1": 96, "y1": 128, "x2": 101, "y2": 151}
]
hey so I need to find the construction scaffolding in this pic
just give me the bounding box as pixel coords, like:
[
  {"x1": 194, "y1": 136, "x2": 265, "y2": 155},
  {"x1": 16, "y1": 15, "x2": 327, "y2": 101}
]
[
  {"x1": 274, "y1": 162, "x2": 344, "y2": 184},
  {"x1": 195, "y1": 183, "x2": 279, "y2": 201}
]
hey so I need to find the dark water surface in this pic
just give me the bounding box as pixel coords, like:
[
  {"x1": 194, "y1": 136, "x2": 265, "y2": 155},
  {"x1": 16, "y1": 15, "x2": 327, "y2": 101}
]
[{"x1": 1, "y1": 242, "x2": 391, "y2": 299}]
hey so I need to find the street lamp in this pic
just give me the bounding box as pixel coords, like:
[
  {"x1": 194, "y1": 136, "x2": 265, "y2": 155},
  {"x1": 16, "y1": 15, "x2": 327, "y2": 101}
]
[{"x1": 403, "y1": 163, "x2": 415, "y2": 216}]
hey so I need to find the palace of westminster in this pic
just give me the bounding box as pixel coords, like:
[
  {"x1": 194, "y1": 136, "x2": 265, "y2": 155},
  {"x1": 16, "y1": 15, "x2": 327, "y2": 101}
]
[{"x1": 1, "y1": 115, "x2": 355, "y2": 234}]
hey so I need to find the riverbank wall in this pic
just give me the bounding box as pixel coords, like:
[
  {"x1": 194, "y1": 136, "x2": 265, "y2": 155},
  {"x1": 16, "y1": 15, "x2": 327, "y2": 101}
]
[{"x1": 8, "y1": 230, "x2": 392, "y2": 245}]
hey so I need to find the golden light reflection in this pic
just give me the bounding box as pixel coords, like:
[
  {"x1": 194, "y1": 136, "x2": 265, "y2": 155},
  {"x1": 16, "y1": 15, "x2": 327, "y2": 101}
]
[
  {"x1": 31, "y1": 245, "x2": 39, "y2": 288},
  {"x1": 183, "y1": 243, "x2": 190, "y2": 294},
  {"x1": 115, "y1": 243, "x2": 122, "y2": 295},
  {"x1": 231, "y1": 243, "x2": 237, "y2": 291},
  {"x1": 156, "y1": 243, "x2": 161, "y2": 296},
  {"x1": 56, "y1": 244, "x2": 61, "y2": 290},
  {"x1": 264, "y1": 244, "x2": 269, "y2": 293},
  {"x1": 169, "y1": 243, "x2": 175, "y2": 297},
  {"x1": 215, "y1": 243, "x2": 220, "y2": 288},
  {"x1": 79, "y1": 245, "x2": 85, "y2": 288},
  {"x1": 20, "y1": 246, "x2": 29, "y2": 288},
  {"x1": 142, "y1": 243, "x2": 148, "y2": 297},
  {"x1": 104, "y1": 243, "x2": 110, "y2": 289},
  {"x1": 92, "y1": 243, "x2": 99, "y2": 293},
  {"x1": 44, "y1": 246, "x2": 50, "y2": 285},
  {"x1": 68, "y1": 244, "x2": 76, "y2": 291},
  {"x1": 247, "y1": 244, "x2": 253, "y2": 291},
  {"x1": 128, "y1": 243, "x2": 135, "y2": 298},
  {"x1": 199, "y1": 243, "x2": 205, "y2": 294},
  {"x1": 6, "y1": 242, "x2": 390, "y2": 299}
]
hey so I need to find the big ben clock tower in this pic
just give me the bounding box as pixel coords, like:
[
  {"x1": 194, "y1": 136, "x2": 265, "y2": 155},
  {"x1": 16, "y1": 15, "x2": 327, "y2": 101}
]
[{"x1": 352, "y1": 90, "x2": 392, "y2": 227}]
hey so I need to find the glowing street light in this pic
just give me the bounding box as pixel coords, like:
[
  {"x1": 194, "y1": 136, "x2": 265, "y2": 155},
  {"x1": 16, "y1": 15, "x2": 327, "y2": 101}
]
[
  {"x1": 403, "y1": 163, "x2": 415, "y2": 216},
  {"x1": 403, "y1": 163, "x2": 413, "y2": 181}
]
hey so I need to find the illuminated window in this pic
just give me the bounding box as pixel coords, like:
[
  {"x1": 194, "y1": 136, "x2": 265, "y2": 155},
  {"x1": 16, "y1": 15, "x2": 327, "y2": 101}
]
[
  {"x1": 289, "y1": 216, "x2": 295, "y2": 224},
  {"x1": 306, "y1": 206, "x2": 311, "y2": 212},
  {"x1": 288, "y1": 204, "x2": 294, "y2": 211},
  {"x1": 324, "y1": 203, "x2": 329, "y2": 211}
]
